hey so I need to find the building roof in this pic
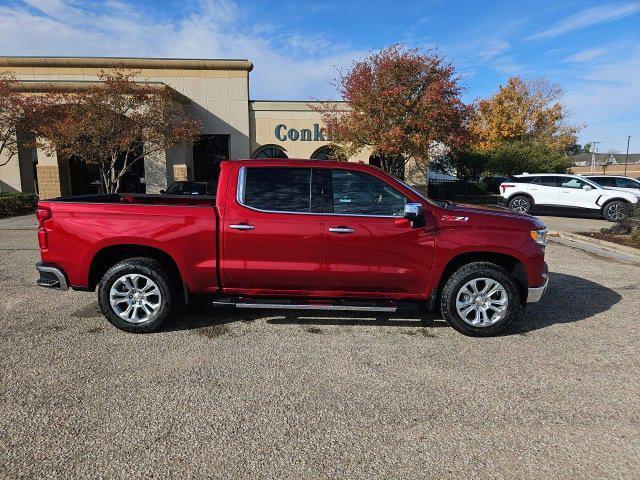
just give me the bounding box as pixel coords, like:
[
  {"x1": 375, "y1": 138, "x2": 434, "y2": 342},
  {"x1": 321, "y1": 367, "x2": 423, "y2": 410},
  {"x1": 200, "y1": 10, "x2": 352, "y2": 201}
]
[
  {"x1": 10, "y1": 79, "x2": 192, "y2": 104},
  {"x1": 0, "y1": 56, "x2": 253, "y2": 71},
  {"x1": 571, "y1": 152, "x2": 640, "y2": 166}
]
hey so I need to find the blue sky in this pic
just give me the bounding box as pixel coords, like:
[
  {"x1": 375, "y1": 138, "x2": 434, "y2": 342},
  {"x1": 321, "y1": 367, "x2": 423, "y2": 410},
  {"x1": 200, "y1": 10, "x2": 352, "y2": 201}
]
[{"x1": 0, "y1": 0, "x2": 638, "y2": 152}]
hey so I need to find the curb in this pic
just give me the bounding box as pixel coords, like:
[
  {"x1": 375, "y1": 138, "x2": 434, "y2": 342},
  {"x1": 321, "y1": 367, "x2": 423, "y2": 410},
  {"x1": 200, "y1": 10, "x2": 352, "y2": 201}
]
[{"x1": 549, "y1": 231, "x2": 640, "y2": 264}]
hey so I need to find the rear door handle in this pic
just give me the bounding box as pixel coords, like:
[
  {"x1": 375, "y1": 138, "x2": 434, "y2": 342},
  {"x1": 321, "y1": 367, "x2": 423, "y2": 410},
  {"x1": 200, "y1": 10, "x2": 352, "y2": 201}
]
[
  {"x1": 328, "y1": 226, "x2": 354, "y2": 234},
  {"x1": 230, "y1": 223, "x2": 255, "y2": 230}
]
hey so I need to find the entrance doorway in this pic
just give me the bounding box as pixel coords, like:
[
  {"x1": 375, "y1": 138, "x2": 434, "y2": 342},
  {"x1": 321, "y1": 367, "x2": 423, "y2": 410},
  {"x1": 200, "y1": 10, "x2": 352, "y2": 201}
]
[{"x1": 193, "y1": 135, "x2": 229, "y2": 184}]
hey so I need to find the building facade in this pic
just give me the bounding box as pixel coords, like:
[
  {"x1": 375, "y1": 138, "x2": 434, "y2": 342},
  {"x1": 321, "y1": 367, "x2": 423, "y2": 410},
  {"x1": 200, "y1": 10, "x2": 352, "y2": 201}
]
[{"x1": 0, "y1": 56, "x2": 388, "y2": 199}]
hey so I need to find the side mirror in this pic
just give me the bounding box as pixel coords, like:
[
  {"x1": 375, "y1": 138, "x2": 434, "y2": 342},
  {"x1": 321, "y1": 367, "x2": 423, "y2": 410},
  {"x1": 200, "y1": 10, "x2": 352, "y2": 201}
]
[
  {"x1": 582, "y1": 185, "x2": 593, "y2": 191},
  {"x1": 404, "y1": 202, "x2": 425, "y2": 228},
  {"x1": 159, "y1": 189, "x2": 166, "y2": 194}
]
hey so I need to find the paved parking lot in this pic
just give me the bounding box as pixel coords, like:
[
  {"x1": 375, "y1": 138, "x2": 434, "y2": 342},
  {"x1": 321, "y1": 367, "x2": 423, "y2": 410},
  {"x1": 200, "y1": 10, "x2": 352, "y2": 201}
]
[{"x1": 1, "y1": 215, "x2": 639, "y2": 478}]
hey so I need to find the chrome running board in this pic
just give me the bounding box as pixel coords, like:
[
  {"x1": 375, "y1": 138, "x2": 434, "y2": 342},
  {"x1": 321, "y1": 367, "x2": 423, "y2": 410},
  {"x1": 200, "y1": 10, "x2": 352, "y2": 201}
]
[{"x1": 212, "y1": 299, "x2": 398, "y2": 312}]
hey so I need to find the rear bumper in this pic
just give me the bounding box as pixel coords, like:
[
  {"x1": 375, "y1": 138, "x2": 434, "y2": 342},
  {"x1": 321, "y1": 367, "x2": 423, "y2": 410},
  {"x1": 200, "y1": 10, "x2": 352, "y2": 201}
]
[
  {"x1": 527, "y1": 275, "x2": 548, "y2": 303},
  {"x1": 36, "y1": 262, "x2": 69, "y2": 291}
]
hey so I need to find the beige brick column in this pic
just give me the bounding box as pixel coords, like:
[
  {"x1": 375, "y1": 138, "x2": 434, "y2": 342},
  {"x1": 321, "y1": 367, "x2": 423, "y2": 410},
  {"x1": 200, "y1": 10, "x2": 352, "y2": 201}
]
[
  {"x1": 0, "y1": 132, "x2": 21, "y2": 193},
  {"x1": 144, "y1": 147, "x2": 169, "y2": 194},
  {"x1": 167, "y1": 143, "x2": 192, "y2": 183},
  {"x1": 173, "y1": 164, "x2": 188, "y2": 181},
  {"x1": 35, "y1": 144, "x2": 71, "y2": 199}
]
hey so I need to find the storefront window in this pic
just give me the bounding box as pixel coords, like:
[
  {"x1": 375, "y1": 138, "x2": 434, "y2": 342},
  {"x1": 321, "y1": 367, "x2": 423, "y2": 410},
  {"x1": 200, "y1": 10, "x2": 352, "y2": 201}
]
[
  {"x1": 310, "y1": 146, "x2": 334, "y2": 160},
  {"x1": 193, "y1": 135, "x2": 229, "y2": 183},
  {"x1": 253, "y1": 146, "x2": 288, "y2": 159}
]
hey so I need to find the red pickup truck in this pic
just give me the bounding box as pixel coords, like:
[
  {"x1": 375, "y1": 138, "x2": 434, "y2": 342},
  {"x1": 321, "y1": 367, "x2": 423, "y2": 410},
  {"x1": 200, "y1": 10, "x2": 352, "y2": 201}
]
[{"x1": 35, "y1": 159, "x2": 548, "y2": 336}]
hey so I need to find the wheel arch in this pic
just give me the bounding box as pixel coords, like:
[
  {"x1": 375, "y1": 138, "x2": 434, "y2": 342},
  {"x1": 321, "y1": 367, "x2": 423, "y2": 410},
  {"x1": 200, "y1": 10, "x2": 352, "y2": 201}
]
[
  {"x1": 507, "y1": 192, "x2": 534, "y2": 204},
  {"x1": 88, "y1": 244, "x2": 184, "y2": 295},
  {"x1": 436, "y1": 252, "x2": 528, "y2": 305}
]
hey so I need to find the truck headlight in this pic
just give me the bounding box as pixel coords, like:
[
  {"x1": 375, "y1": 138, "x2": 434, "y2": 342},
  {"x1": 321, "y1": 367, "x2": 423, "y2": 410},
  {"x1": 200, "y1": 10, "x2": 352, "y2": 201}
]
[{"x1": 530, "y1": 227, "x2": 548, "y2": 246}]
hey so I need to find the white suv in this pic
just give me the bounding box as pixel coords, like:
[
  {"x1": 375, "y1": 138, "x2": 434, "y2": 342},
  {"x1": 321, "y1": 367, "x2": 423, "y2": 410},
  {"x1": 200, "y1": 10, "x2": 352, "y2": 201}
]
[
  {"x1": 500, "y1": 173, "x2": 639, "y2": 221},
  {"x1": 585, "y1": 175, "x2": 640, "y2": 199}
]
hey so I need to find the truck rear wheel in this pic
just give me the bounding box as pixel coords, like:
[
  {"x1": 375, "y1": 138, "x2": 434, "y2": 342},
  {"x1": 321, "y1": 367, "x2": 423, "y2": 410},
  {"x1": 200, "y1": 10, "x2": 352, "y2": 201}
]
[
  {"x1": 440, "y1": 262, "x2": 523, "y2": 337},
  {"x1": 97, "y1": 257, "x2": 173, "y2": 333}
]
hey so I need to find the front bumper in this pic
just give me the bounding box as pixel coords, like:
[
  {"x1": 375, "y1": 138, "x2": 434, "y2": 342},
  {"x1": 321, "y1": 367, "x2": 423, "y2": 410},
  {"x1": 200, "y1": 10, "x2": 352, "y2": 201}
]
[
  {"x1": 36, "y1": 262, "x2": 69, "y2": 291},
  {"x1": 527, "y1": 275, "x2": 548, "y2": 303}
]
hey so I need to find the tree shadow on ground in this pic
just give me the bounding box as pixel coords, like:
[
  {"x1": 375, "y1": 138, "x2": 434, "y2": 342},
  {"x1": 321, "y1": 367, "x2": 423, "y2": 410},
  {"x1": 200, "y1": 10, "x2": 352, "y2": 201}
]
[{"x1": 161, "y1": 272, "x2": 621, "y2": 337}]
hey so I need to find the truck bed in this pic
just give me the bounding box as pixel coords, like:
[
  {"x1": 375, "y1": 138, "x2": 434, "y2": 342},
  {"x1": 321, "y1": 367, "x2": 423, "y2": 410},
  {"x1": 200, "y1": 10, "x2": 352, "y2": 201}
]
[{"x1": 38, "y1": 194, "x2": 219, "y2": 294}]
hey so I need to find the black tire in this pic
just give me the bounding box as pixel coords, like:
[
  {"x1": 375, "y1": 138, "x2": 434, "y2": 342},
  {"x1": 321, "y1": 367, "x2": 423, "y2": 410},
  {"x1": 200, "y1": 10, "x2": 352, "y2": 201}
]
[
  {"x1": 508, "y1": 195, "x2": 533, "y2": 214},
  {"x1": 440, "y1": 262, "x2": 524, "y2": 337},
  {"x1": 602, "y1": 200, "x2": 629, "y2": 222},
  {"x1": 97, "y1": 257, "x2": 173, "y2": 333}
]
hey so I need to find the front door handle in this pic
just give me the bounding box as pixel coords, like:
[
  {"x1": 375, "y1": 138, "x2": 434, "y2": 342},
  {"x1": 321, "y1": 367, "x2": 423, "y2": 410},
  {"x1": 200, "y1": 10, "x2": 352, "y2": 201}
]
[
  {"x1": 328, "y1": 226, "x2": 354, "y2": 234},
  {"x1": 230, "y1": 223, "x2": 255, "y2": 230}
]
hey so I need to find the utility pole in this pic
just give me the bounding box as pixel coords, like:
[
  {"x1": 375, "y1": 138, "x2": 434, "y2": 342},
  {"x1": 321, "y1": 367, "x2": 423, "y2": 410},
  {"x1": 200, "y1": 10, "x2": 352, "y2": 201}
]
[
  {"x1": 590, "y1": 141, "x2": 601, "y2": 173},
  {"x1": 624, "y1": 135, "x2": 631, "y2": 176}
]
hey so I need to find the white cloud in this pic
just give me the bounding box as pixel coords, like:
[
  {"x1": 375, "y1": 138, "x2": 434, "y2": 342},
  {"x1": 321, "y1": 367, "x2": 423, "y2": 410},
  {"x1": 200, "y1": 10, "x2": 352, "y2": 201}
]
[
  {"x1": 0, "y1": 0, "x2": 365, "y2": 99},
  {"x1": 563, "y1": 47, "x2": 640, "y2": 151},
  {"x1": 477, "y1": 39, "x2": 511, "y2": 62},
  {"x1": 528, "y1": 2, "x2": 640, "y2": 40},
  {"x1": 564, "y1": 47, "x2": 608, "y2": 63}
]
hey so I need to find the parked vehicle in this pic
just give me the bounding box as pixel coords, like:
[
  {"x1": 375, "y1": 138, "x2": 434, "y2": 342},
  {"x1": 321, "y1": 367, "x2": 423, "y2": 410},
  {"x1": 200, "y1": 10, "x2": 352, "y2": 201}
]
[
  {"x1": 500, "y1": 173, "x2": 639, "y2": 221},
  {"x1": 585, "y1": 175, "x2": 640, "y2": 198},
  {"x1": 481, "y1": 176, "x2": 511, "y2": 194},
  {"x1": 35, "y1": 159, "x2": 549, "y2": 337},
  {"x1": 160, "y1": 181, "x2": 215, "y2": 196}
]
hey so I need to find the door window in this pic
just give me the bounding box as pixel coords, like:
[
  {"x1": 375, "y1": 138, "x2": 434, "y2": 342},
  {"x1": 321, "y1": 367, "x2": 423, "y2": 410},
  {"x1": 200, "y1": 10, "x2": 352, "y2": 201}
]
[
  {"x1": 592, "y1": 177, "x2": 614, "y2": 187},
  {"x1": 560, "y1": 177, "x2": 590, "y2": 189},
  {"x1": 240, "y1": 167, "x2": 312, "y2": 213},
  {"x1": 614, "y1": 177, "x2": 640, "y2": 189},
  {"x1": 328, "y1": 170, "x2": 407, "y2": 216}
]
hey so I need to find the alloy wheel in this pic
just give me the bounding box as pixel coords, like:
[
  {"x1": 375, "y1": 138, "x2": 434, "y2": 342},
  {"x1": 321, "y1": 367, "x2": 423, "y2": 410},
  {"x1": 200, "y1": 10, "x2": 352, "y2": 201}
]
[
  {"x1": 455, "y1": 278, "x2": 508, "y2": 327},
  {"x1": 606, "y1": 203, "x2": 626, "y2": 221},
  {"x1": 109, "y1": 273, "x2": 162, "y2": 323},
  {"x1": 510, "y1": 198, "x2": 529, "y2": 213}
]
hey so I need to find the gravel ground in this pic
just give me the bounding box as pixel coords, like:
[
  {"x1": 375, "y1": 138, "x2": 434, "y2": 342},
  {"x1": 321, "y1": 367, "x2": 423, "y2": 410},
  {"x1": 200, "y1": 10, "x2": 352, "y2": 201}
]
[{"x1": 1, "y1": 221, "x2": 639, "y2": 479}]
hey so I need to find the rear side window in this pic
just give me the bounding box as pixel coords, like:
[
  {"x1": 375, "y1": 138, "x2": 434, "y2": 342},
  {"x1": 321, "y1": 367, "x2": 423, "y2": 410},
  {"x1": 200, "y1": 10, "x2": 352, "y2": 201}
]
[
  {"x1": 514, "y1": 176, "x2": 537, "y2": 183},
  {"x1": 589, "y1": 177, "x2": 613, "y2": 186},
  {"x1": 241, "y1": 167, "x2": 311, "y2": 213},
  {"x1": 614, "y1": 177, "x2": 640, "y2": 189},
  {"x1": 328, "y1": 170, "x2": 407, "y2": 216},
  {"x1": 538, "y1": 176, "x2": 559, "y2": 187}
]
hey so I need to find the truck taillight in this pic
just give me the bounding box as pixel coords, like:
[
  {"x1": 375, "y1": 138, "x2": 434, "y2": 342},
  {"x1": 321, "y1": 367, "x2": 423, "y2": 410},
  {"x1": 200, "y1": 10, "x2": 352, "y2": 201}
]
[
  {"x1": 36, "y1": 207, "x2": 51, "y2": 226},
  {"x1": 36, "y1": 207, "x2": 51, "y2": 250},
  {"x1": 500, "y1": 184, "x2": 515, "y2": 193}
]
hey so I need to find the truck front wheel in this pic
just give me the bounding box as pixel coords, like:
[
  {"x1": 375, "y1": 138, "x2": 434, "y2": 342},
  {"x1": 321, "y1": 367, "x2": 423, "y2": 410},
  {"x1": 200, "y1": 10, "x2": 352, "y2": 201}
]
[
  {"x1": 98, "y1": 257, "x2": 173, "y2": 333},
  {"x1": 440, "y1": 262, "x2": 524, "y2": 337}
]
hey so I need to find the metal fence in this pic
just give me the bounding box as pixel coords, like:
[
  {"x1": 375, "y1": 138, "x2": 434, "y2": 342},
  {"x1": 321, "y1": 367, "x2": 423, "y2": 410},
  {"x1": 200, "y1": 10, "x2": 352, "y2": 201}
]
[{"x1": 423, "y1": 179, "x2": 503, "y2": 205}]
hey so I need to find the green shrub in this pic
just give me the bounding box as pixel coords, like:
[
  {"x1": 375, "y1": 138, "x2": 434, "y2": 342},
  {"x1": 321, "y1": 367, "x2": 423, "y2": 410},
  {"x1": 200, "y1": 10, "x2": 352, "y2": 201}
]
[
  {"x1": 485, "y1": 141, "x2": 571, "y2": 176},
  {"x1": 0, "y1": 193, "x2": 39, "y2": 217},
  {"x1": 601, "y1": 204, "x2": 640, "y2": 235},
  {"x1": 631, "y1": 227, "x2": 640, "y2": 249}
]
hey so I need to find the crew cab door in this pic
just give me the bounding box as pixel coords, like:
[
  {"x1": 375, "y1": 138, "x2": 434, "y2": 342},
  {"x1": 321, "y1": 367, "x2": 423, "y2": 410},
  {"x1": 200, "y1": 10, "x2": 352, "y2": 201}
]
[
  {"x1": 220, "y1": 166, "x2": 324, "y2": 293},
  {"x1": 558, "y1": 177, "x2": 601, "y2": 209},
  {"x1": 321, "y1": 168, "x2": 435, "y2": 296}
]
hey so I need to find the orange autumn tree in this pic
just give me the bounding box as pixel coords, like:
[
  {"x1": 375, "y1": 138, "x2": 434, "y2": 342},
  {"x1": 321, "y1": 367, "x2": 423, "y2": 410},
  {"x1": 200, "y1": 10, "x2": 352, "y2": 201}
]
[
  {"x1": 470, "y1": 76, "x2": 579, "y2": 151},
  {"x1": 34, "y1": 70, "x2": 202, "y2": 193},
  {"x1": 316, "y1": 45, "x2": 470, "y2": 178}
]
